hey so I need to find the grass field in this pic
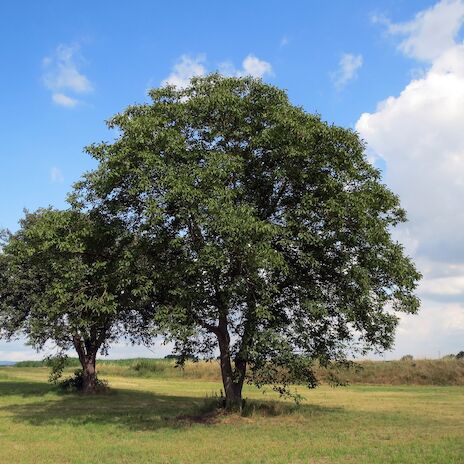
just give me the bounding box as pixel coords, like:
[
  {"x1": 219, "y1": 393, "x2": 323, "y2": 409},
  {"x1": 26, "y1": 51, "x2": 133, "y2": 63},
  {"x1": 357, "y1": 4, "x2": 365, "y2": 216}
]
[{"x1": 0, "y1": 366, "x2": 463, "y2": 463}]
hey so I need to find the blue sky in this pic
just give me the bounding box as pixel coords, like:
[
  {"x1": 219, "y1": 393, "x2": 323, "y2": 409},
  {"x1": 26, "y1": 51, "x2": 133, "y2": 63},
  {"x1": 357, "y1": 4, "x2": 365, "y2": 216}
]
[{"x1": 1, "y1": 0, "x2": 464, "y2": 360}]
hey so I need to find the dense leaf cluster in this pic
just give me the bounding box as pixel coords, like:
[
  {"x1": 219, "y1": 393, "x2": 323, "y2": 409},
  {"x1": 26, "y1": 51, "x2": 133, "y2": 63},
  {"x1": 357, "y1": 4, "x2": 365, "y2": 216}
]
[{"x1": 74, "y1": 75, "x2": 420, "y2": 403}]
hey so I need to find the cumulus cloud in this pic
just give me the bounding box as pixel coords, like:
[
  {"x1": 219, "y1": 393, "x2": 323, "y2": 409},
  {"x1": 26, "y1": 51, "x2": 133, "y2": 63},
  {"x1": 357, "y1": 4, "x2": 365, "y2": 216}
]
[
  {"x1": 162, "y1": 54, "x2": 273, "y2": 89},
  {"x1": 357, "y1": 0, "x2": 464, "y2": 356},
  {"x1": 392, "y1": 303, "x2": 464, "y2": 358},
  {"x1": 331, "y1": 53, "x2": 363, "y2": 90},
  {"x1": 42, "y1": 43, "x2": 93, "y2": 107},
  {"x1": 384, "y1": 0, "x2": 464, "y2": 61},
  {"x1": 241, "y1": 55, "x2": 273, "y2": 78},
  {"x1": 161, "y1": 54, "x2": 207, "y2": 89},
  {"x1": 220, "y1": 54, "x2": 273, "y2": 78},
  {"x1": 50, "y1": 166, "x2": 64, "y2": 183}
]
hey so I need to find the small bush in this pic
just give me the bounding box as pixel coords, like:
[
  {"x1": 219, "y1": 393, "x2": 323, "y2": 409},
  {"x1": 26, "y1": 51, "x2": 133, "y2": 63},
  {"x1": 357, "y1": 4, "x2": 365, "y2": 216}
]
[
  {"x1": 456, "y1": 351, "x2": 464, "y2": 360},
  {"x1": 58, "y1": 369, "x2": 108, "y2": 393},
  {"x1": 401, "y1": 355, "x2": 414, "y2": 361},
  {"x1": 46, "y1": 354, "x2": 69, "y2": 384}
]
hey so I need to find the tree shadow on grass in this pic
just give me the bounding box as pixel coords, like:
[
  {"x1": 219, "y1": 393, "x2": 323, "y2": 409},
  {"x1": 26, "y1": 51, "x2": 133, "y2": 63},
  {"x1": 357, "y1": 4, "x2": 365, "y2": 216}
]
[
  {"x1": 0, "y1": 379, "x2": 342, "y2": 432},
  {"x1": 0, "y1": 380, "x2": 54, "y2": 397}
]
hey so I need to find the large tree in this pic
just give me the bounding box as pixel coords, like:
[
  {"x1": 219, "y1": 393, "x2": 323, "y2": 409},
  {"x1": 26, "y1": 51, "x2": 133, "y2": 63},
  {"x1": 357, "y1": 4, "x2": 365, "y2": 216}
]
[
  {"x1": 0, "y1": 208, "x2": 152, "y2": 393},
  {"x1": 75, "y1": 75, "x2": 421, "y2": 408}
]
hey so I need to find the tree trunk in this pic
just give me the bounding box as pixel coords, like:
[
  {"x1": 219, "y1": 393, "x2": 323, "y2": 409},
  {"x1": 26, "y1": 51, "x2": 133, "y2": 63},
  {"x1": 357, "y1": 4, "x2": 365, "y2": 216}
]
[
  {"x1": 73, "y1": 336, "x2": 98, "y2": 394},
  {"x1": 217, "y1": 331, "x2": 246, "y2": 411},
  {"x1": 82, "y1": 355, "x2": 97, "y2": 394}
]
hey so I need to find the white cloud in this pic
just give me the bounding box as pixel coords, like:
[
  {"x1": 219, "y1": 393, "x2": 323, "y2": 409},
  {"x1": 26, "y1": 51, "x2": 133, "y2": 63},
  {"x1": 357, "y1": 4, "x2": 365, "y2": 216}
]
[
  {"x1": 385, "y1": 0, "x2": 464, "y2": 61},
  {"x1": 162, "y1": 54, "x2": 273, "y2": 89},
  {"x1": 50, "y1": 166, "x2": 64, "y2": 183},
  {"x1": 161, "y1": 54, "x2": 206, "y2": 89},
  {"x1": 331, "y1": 53, "x2": 363, "y2": 90},
  {"x1": 52, "y1": 93, "x2": 78, "y2": 107},
  {"x1": 356, "y1": 46, "x2": 464, "y2": 266},
  {"x1": 420, "y1": 274, "x2": 464, "y2": 297},
  {"x1": 43, "y1": 43, "x2": 93, "y2": 106},
  {"x1": 221, "y1": 54, "x2": 273, "y2": 79},
  {"x1": 357, "y1": 0, "x2": 464, "y2": 357},
  {"x1": 391, "y1": 302, "x2": 464, "y2": 358},
  {"x1": 241, "y1": 55, "x2": 273, "y2": 78}
]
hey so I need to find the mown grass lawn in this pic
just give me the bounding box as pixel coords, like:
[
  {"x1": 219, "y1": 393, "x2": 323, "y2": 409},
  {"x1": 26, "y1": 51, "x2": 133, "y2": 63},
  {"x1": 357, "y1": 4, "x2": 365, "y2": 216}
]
[{"x1": 0, "y1": 367, "x2": 463, "y2": 464}]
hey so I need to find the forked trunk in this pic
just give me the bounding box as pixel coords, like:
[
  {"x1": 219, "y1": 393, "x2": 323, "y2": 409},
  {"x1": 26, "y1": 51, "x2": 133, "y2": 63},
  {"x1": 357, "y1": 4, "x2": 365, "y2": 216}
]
[{"x1": 217, "y1": 332, "x2": 246, "y2": 411}]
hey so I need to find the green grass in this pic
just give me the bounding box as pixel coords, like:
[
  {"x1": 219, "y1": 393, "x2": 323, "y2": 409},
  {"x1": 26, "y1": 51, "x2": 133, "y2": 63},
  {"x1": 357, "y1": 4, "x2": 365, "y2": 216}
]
[{"x1": 0, "y1": 367, "x2": 463, "y2": 463}]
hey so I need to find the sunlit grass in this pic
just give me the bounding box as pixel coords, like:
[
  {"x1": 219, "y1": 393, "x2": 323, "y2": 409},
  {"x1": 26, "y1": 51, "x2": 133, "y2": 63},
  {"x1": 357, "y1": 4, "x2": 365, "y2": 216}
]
[{"x1": 0, "y1": 367, "x2": 463, "y2": 463}]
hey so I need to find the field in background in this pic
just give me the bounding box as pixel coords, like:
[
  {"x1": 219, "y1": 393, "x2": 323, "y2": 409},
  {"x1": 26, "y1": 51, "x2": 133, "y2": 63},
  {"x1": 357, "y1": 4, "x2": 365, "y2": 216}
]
[
  {"x1": 0, "y1": 366, "x2": 463, "y2": 463},
  {"x1": 15, "y1": 356, "x2": 464, "y2": 386}
]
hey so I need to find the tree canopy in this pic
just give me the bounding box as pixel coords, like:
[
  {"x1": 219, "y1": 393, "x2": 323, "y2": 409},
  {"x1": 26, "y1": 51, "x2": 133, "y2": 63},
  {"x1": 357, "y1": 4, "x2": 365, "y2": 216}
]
[
  {"x1": 0, "y1": 208, "x2": 153, "y2": 392},
  {"x1": 74, "y1": 75, "x2": 421, "y2": 408}
]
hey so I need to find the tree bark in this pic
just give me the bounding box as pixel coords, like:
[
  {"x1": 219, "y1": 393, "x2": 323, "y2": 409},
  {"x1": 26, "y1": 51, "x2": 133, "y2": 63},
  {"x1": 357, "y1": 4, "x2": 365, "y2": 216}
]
[
  {"x1": 217, "y1": 330, "x2": 246, "y2": 411},
  {"x1": 73, "y1": 335, "x2": 98, "y2": 394},
  {"x1": 82, "y1": 354, "x2": 97, "y2": 394}
]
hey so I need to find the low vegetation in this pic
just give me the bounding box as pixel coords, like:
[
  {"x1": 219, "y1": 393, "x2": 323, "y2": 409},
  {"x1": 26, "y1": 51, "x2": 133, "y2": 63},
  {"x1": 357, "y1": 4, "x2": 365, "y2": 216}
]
[{"x1": 14, "y1": 356, "x2": 464, "y2": 386}]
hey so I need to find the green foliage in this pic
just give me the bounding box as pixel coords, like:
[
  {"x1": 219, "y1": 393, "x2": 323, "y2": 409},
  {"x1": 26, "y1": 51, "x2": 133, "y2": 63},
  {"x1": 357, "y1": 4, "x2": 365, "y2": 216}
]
[
  {"x1": 0, "y1": 208, "x2": 154, "y2": 391},
  {"x1": 74, "y1": 74, "x2": 421, "y2": 401},
  {"x1": 45, "y1": 354, "x2": 69, "y2": 384}
]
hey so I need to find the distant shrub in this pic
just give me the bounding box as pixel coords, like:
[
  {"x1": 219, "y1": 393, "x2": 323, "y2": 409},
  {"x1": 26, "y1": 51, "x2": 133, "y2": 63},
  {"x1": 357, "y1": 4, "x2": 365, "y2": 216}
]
[
  {"x1": 14, "y1": 360, "x2": 47, "y2": 367},
  {"x1": 15, "y1": 358, "x2": 81, "y2": 368},
  {"x1": 401, "y1": 355, "x2": 414, "y2": 361},
  {"x1": 442, "y1": 354, "x2": 456, "y2": 360},
  {"x1": 164, "y1": 354, "x2": 198, "y2": 361},
  {"x1": 456, "y1": 351, "x2": 464, "y2": 360},
  {"x1": 130, "y1": 359, "x2": 167, "y2": 375}
]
